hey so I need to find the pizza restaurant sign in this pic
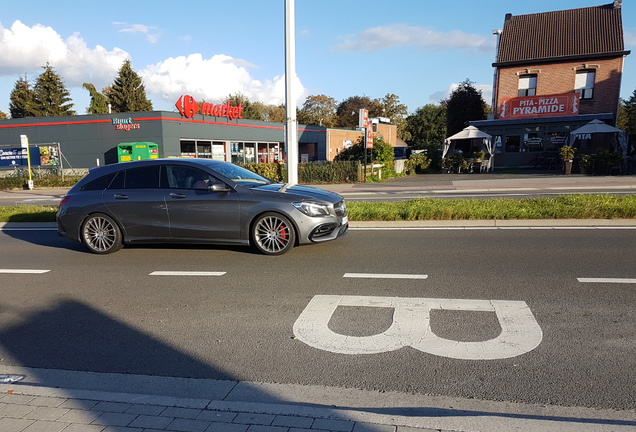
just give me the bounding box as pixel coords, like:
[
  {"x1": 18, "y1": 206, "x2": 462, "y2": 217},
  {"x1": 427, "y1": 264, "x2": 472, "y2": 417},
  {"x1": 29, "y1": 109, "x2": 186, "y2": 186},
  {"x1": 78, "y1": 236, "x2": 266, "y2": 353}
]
[
  {"x1": 500, "y1": 93, "x2": 579, "y2": 120},
  {"x1": 175, "y1": 95, "x2": 244, "y2": 120}
]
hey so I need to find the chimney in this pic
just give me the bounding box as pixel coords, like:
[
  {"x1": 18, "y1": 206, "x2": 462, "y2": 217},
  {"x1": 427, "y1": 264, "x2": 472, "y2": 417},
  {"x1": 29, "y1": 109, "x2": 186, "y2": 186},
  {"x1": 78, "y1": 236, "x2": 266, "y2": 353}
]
[
  {"x1": 614, "y1": 0, "x2": 622, "y2": 8},
  {"x1": 505, "y1": 13, "x2": 513, "y2": 22}
]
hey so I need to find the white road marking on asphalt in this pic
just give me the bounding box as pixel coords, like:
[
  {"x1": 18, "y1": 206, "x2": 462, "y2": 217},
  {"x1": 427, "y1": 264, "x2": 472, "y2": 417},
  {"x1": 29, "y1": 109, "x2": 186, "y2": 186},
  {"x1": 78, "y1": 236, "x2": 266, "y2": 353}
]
[
  {"x1": 149, "y1": 271, "x2": 226, "y2": 276},
  {"x1": 0, "y1": 269, "x2": 50, "y2": 274},
  {"x1": 293, "y1": 295, "x2": 543, "y2": 360},
  {"x1": 0, "y1": 227, "x2": 58, "y2": 231},
  {"x1": 578, "y1": 278, "x2": 636, "y2": 284},
  {"x1": 344, "y1": 273, "x2": 428, "y2": 279}
]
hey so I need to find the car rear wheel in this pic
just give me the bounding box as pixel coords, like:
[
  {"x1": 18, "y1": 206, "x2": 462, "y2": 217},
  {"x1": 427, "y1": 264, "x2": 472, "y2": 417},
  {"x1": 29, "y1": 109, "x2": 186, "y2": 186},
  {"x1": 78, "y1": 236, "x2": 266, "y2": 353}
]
[
  {"x1": 252, "y1": 212, "x2": 295, "y2": 255},
  {"x1": 81, "y1": 213, "x2": 123, "y2": 254}
]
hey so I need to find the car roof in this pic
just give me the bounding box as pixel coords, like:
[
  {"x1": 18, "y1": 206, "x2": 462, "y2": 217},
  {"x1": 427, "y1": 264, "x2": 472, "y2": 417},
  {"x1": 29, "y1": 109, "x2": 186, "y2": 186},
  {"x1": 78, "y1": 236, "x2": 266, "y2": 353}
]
[{"x1": 87, "y1": 158, "x2": 227, "y2": 175}]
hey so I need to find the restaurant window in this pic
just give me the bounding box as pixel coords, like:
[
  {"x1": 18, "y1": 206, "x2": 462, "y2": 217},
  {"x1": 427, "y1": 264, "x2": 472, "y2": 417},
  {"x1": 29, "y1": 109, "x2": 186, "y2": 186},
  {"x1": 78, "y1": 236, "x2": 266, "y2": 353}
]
[
  {"x1": 518, "y1": 74, "x2": 537, "y2": 97},
  {"x1": 504, "y1": 136, "x2": 521, "y2": 153},
  {"x1": 575, "y1": 70, "x2": 595, "y2": 100},
  {"x1": 547, "y1": 132, "x2": 567, "y2": 151},
  {"x1": 523, "y1": 128, "x2": 543, "y2": 152}
]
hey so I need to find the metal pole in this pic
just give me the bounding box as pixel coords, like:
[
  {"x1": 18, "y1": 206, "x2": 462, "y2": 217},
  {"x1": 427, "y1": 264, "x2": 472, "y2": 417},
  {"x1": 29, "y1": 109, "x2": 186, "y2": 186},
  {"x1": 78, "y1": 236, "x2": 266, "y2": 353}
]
[{"x1": 284, "y1": 0, "x2": 298, "y2": 184}]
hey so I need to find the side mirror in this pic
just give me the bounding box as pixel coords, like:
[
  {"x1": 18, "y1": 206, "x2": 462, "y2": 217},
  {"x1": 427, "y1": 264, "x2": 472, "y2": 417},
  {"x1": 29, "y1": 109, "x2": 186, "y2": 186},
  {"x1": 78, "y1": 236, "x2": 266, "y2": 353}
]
[{"x1": 209, "y1": 182, "x2": 230, "y2": 192}]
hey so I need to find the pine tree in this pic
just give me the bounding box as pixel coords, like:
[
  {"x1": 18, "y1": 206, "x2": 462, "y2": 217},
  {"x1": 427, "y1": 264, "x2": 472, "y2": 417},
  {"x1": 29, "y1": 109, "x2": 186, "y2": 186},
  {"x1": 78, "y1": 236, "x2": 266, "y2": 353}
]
[
  {"x1": 108, "y1": 60, "x2": 153, "y2": 112},
  {"x1": 83, "y1": 83, "x2": 109, "y2": 114},
  {"x1": 9, "y1": 75, "x2": 36, "y2": 118},
  {"x1": 32, "y1": 64, "x2": 76, "y2": 116}
]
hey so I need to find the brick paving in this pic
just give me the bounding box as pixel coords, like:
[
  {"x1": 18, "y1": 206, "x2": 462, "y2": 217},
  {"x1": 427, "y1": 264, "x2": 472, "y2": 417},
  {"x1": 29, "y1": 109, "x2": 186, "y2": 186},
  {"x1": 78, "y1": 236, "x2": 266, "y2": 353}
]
[{"x1": 0, "y1": 391, "x2": 445, "y2": 432}]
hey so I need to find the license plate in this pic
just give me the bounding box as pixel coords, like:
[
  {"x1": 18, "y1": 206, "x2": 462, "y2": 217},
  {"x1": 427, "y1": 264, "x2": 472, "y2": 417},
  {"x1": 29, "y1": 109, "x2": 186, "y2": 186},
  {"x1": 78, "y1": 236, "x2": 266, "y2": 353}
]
[{"x1": 341, "y1": 216, "x2": 348, "y2": 225}]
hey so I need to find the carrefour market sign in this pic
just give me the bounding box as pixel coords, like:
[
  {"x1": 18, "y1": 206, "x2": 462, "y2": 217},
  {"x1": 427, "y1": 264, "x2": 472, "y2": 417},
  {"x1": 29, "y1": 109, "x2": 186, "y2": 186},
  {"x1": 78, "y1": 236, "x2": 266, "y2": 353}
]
[
  {"x1": 175, "y1": 95, "x2": 244, "y2": 120},
  {"x1": 500, "y1": 93, "x2": 579, "y2": 119}
]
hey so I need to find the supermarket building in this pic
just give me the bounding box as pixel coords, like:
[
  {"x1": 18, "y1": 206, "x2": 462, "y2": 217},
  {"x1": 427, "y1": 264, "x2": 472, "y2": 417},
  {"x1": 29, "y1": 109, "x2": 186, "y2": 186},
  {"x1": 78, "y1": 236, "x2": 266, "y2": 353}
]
[{"x1": 0, "y1": 95, "x2": 397, "y2": 171}]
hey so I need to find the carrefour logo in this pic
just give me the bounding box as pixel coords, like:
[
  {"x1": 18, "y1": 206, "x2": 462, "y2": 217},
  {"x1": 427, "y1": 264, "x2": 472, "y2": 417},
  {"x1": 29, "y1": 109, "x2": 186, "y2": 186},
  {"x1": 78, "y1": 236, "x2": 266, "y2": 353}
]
[{"x1": 175, "y1": 95, "x2": 243, "y2": 120}]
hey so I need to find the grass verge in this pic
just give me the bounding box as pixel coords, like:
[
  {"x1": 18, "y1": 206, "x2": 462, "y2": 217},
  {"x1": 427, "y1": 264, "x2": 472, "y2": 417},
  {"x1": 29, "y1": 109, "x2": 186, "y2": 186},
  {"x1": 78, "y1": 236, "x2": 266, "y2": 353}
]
[{"x1": 1, "y1": 195, "x2": 636, "y2": 223}]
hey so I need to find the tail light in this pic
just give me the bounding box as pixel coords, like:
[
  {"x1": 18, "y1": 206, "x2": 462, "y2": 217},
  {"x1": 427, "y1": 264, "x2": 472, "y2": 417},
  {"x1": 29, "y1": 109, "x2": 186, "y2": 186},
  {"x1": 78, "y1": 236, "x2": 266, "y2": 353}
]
[{"x1": 59, "y1": 195, "x2": 71, "y2": 208}]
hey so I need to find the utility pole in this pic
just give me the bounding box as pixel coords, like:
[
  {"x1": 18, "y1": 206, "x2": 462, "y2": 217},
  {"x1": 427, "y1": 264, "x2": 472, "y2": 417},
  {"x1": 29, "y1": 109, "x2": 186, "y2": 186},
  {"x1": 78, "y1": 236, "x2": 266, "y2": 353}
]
[{"x1": 284, "y1": 0, "x2": 298, "y2": 184}]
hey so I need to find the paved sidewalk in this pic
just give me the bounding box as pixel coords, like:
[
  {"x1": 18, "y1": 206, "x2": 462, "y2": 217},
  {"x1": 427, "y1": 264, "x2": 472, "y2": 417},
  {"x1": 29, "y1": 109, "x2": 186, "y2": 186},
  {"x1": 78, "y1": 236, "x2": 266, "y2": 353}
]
[{"x1": 2, "y1": 367, "x2": 636, "y2": 432}]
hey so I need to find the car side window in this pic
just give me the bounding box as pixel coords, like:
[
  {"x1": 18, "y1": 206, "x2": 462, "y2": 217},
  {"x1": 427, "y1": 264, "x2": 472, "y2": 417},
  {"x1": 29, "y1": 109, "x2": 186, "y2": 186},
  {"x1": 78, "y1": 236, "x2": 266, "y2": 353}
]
[
  {"x1": 166, "y1": 166, "x2": 218, "y2": 190},
  {"x1": 81, "y1": 172, "x2": 116, "y2": 191},
  {"x1": 124, "y1": 166, "x2": 160, "y2": 189}
]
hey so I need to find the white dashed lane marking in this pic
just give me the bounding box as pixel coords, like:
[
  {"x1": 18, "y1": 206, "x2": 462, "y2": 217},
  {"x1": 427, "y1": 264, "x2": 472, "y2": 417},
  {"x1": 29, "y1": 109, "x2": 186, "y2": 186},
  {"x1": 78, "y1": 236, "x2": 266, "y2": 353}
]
[
  {"x1": 0, "y1": 269, "x2": 50, "y2": 274},
  {"x1": 149, "y1": 271, "x2": 226, "y2": 276},
  {"x1": 578, "y1": 278, "x2": 636, "y2": 284},
  {"x1": 344, "y1": 273, "x2": 428, "y2": 280}
]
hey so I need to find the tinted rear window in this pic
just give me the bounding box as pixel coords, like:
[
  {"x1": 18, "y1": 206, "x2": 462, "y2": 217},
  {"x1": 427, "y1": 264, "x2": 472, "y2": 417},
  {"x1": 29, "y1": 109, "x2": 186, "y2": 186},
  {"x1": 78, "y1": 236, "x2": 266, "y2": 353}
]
[
  {"x1": 81, "y1": 172, "x2": 116, "y2": 191},
  {"x1": 124, "y1": 166, "x2": 160, "y2": 188}
]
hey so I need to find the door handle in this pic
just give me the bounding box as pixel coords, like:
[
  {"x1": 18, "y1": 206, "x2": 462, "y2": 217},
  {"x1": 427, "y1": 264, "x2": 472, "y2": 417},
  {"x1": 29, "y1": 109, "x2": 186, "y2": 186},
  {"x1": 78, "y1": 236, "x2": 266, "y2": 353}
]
[
  {"x1": 169, "y1": 193, "x2": 187, "y2": 199},
  {"x1": 113, "y1": 194, "x2": 128, "y2": 200}
]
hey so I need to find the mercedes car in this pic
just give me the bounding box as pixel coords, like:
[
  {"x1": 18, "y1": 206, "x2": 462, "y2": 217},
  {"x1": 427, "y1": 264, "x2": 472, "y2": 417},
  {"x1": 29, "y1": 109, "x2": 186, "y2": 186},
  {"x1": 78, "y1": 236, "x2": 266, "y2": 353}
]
[{"x1": 57, "y1": 158, "x2": 348, "y2": 255}]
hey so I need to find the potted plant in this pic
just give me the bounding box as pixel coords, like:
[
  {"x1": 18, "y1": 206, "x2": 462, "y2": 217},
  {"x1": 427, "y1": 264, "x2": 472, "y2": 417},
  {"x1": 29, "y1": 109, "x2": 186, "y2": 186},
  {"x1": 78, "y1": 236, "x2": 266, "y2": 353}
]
[
  {"x1": 559, "y1": 145, "x2": 577, "y2": 175},
  {"x1": 472, "y1": 150, "x2": 486, "y2": 173},
  {"x1": 578, "y1": 154, "x2": 593, "y2": 175}
]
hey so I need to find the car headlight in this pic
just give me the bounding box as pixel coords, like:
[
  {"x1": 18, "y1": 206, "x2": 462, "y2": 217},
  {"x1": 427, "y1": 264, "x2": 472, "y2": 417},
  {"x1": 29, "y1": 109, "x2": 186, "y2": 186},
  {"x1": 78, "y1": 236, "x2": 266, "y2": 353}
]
[{"x1": 293, "y1": 201, "x2": 330, "y2": 217}]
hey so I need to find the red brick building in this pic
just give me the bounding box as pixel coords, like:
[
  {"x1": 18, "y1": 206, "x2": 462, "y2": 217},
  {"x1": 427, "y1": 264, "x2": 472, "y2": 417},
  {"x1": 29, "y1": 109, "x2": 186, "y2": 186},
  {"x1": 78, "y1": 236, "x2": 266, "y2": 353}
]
[{"x1": 472, "y1": 1, "x2": 630, "y2": 167}]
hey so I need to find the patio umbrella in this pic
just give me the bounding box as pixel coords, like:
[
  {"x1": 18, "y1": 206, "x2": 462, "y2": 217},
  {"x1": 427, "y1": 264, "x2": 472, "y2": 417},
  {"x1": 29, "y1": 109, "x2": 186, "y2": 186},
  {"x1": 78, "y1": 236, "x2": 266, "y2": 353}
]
[
  {"x1": 568, "y1": 120, "x2": 628, "y2": 156},
  {"x1": 443, "y1": 126, "x2": 494, "y2": 171}
]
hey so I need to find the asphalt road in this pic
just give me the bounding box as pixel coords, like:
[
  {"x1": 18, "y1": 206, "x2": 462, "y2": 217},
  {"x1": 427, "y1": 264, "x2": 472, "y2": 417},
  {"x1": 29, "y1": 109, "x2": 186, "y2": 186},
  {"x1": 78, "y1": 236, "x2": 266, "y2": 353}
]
[{"x1": 0, "y1": 226, "x2": 634, "y2": 411}]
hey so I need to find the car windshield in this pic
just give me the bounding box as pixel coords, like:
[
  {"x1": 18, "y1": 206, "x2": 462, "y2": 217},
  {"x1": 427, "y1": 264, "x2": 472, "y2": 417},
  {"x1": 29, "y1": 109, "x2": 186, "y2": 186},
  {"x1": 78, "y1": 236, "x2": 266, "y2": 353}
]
[{"x1": 208, "y1": 163, "x2": 271, "y2": 187}]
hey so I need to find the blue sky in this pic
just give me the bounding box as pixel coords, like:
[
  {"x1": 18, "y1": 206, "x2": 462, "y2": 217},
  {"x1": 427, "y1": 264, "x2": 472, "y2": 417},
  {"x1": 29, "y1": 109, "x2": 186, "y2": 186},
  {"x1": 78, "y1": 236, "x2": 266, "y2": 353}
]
[{"x1": 1, "y1": 0, "x2": 634, "y2": 118}]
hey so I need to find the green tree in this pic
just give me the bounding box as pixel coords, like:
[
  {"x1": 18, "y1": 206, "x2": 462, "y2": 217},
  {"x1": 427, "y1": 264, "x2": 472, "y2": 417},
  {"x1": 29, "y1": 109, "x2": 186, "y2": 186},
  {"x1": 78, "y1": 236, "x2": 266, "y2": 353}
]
[
  {"x1": 335, "y1": 136, "x2": 393, "y2": 165},
  {"x1": 406, "y1": 104, "x2": 448, "y2": 150},
  {"x1": 83, "y1": 83, "x2": 109, "y2": 114},
  {"x1": 252, "y1": 102, "x2": 285, "y2": 123},
  {"x1": 336, "y1": 95, "x2": 375, "y2": 128},
  {"x1": 376, "y1": 93, "x2": 410, "y2": 140},
  {"x1": 108, "y1": 59, "x2": 153, "y2": 113},
  {"x1": 618, "y1": 88, "x2": 636, "y2": 134},
  {"x1": 0, "y1": 110, "x2": 7, "y2": 120},
  {"x1": 223, "y1": 93, "x2": 261, "y2": 120},
  {"x1": 31, "y1": 64, "x2": 75, "y2": 116},
  {"x1": 9, "y1": 75, "x2": 36, "y2": 118},
  {"x1": 297, "y1": 94, "x2": 338, "y2": 127},
  {"x1": 442, "y1": 79, "x2": 487, "y2": 136}
]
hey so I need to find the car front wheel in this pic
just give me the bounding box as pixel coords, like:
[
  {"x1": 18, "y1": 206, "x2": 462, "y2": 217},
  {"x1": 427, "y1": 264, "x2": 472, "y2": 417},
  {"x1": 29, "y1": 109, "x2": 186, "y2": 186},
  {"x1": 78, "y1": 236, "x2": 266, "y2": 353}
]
[
  {"x1": 81, "y1": 213, "x2": 123, "y2": 254},
  {"x1": 252, "y1": 212, "x2": 295, "y2": 255}
]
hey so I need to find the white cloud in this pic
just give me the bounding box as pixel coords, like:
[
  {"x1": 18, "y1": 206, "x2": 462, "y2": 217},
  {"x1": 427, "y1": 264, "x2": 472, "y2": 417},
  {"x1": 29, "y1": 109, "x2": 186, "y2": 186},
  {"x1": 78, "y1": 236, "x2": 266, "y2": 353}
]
[
  {"x1": 333, "y1": 24, "x2": 493, "y2": 54},
  {"x1": 140, "y1": 53, "x2": 307, "y2": 108},
  {"x1": 0, "y1": 20, "x2": 305, "y2": 112},
  {"x1": 0, "y1": 20, "x2": 128, "y2": 86},
  {"x1": 624, "y1": 29, "x2": 636, "y2": 47},
  {"x1": 114, "y1": 22, "x2": 161, "y2": 44}
]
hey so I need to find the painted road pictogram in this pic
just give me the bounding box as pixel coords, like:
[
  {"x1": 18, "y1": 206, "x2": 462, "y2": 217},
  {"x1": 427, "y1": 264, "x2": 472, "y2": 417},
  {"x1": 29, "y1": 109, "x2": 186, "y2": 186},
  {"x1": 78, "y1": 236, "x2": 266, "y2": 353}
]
[{"x1": 293, "y1": 295, "x2": 543, "y2": 360}]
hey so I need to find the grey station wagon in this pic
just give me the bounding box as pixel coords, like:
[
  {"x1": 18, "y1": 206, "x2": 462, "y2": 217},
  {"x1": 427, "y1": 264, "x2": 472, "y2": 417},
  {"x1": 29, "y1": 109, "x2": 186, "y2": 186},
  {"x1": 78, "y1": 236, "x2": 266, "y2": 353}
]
[{"x1": 57, "y1": 159, "x2": 348, "y2": 255}]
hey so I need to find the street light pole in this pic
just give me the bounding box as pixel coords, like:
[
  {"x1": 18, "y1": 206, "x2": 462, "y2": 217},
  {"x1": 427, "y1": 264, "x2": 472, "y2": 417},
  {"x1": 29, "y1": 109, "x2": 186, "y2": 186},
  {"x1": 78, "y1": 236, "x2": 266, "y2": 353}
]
[{"x1": 284, "y1": 0, "x2": 298, "y2": 184}]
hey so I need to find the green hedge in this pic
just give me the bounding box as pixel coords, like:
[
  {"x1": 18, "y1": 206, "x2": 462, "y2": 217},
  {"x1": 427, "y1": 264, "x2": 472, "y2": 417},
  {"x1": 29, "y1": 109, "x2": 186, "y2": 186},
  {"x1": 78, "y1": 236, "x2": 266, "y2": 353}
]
[{"x1": 241, "y1": 161, "x2": 359, "y2": 184}]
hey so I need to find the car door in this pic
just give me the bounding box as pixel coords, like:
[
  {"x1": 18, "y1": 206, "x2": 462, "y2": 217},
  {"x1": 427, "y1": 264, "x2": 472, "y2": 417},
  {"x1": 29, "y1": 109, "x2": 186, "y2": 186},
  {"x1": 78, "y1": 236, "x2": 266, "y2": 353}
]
[
  {"x1": 164, "y1": 165, "x2": 242, "y2": 242},
  {"x1": 102, "y1": 165, "x2": 171, "y2": 240}
]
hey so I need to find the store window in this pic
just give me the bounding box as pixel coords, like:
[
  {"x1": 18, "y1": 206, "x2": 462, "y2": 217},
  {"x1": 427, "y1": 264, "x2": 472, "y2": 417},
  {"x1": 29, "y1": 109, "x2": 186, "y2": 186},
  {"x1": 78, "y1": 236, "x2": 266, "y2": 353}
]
[
  {"x1": 547, "y1": 132, "x2": 567, "y2": 151},
  {"x1": 212, "y1": 142, "x2": 226, "y2": 161},
  {"x1": 180, "y1": 140, "x2": 196, "y2": 157},
  {"x1": 505, "y1": 136, "x2": 521, "y2": 153},
  {"x1": 523, "y1": 128, "x2": 543, "y2": 152},
  {"x1": 575, "y1": 70, "x2": 595, "y2": 100},
  {"x1": 518, "y1": 74, "x2": 537, "y2": 97}
]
